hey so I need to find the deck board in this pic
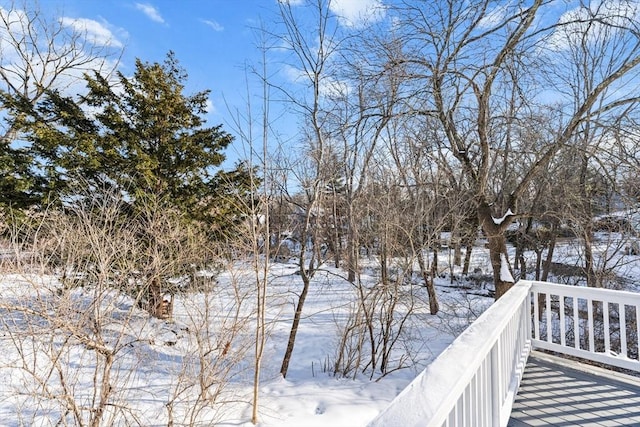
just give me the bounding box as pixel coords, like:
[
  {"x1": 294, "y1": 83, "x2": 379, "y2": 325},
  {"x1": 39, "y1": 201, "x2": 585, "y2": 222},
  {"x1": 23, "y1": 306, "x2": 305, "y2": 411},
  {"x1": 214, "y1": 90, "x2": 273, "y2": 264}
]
[{"x1": 509, "y1": 353, "x2": 640, "y2": 427}]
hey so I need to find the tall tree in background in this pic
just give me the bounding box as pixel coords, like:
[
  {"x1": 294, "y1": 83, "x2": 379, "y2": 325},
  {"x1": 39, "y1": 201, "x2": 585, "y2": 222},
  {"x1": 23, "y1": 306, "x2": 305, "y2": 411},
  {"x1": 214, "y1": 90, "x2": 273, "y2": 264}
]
[
  {"x1": 275, "y1": 0, "x2": 338, "y2": 379},
  {"x1": 389, "y1": 0, "x2": 640, "y2": 298}
]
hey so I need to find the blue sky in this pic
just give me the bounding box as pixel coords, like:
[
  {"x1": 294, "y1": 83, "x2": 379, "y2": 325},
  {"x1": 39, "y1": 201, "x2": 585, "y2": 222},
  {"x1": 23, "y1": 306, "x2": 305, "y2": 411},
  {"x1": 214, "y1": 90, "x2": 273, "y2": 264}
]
[
  {"x1": 31, "y1": 0, "x2": 388, "y2": 166},
  {"x1": 41, "y1": 1, "x2": 280, "y2": 118},
  {"x1": 16, "y1": 0, "x2": 627, "y2": 168}
]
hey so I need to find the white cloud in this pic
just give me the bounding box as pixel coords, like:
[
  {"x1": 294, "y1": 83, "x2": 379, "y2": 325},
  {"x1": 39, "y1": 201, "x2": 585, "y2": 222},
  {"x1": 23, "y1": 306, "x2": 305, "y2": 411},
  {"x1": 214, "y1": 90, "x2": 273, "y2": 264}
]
[
  {"x1": 329, "y1": 0, "x2": 386, "y2": 28},
  {"x1": 282, "y1": 64, "x2": 305, "y2": 83},
  {"x1": 135, "y1": 3, "x2": 165, "y2": 24},
  {"x1": 277, "y1": 0, "x2": 304, "y2": 5},
  {"x1": 546, "y1": 0, "x2": 640, "y2": 51},
  {"x1": 282, "y1": 65, "x2": 350, "y2": 98},
  {"x1": 202, "y1": 19, "x2": 224, "y2": 32},
  {"x1": 60, "y1": 17, "x2": 124, "y2": 48},
  {"x1": 478, "y1": 4, "x2": 509, "y2": 29},
  {"x1": 276, "y1": 0, "x2": 386, "y2": 28},
  {"x1": 205, "y1": 98, "x2": 217, "y2": 115},
  {"x1": 318, "y1": 75, "x2": 350, "y2": 98}
]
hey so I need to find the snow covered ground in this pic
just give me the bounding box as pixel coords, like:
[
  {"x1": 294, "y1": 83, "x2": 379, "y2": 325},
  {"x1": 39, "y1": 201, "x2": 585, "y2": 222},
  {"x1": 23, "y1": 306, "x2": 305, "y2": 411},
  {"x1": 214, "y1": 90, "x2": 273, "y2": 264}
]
[{"x1": 1, "y1": 232, "x2": 638, "y2": 426}]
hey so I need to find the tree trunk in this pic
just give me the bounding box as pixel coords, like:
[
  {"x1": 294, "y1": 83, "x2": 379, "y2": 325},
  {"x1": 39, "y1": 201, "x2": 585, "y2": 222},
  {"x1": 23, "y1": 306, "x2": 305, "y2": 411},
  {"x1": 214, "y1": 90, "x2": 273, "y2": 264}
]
[
  {"x1": 478, "y1": 202, "x2": 515, "y2": 300},
  {"x1": 462, "y1": 243, "x2": 473, "y2": 275},
  {"x1": 541, "y1": 225, "x2": 557, "y2": 282},
  {"x1": 332, "y1": 239, "x2": 340, "y2": 268},
  {"x1": 453, "y1": 235, "x2": 462, "y2": 266},
  {"x1": 534, "y1": 248, "x2": 543, "y2": 280},
  {"x1": 148, "y1": 278, "x2": 168, "y2": 319},
  {"x1": 416, "y1": 249, "x2": 439, "y2": 314},
  {"x1": 578, "y1": 153, "x2": 599, "y2": 287},
  {"x1": 425, "y1": 276, "x2": 438, "y2": 315},
  {"x1": 516, "y1": 244, "x2": 526, "y2": 280},
  {"x1": 583, "y1": 226, "x2": 599, "y2": 287},
  {"x1": 91, "y1": 352, "x2": 114, "y2": 427},
  {"x1": 279, "y1": 275, "x2": 310, "y2": 378},
  {"x1": 432, "y1": 248, "x2": 438, "y2": 275},
  {"x1": 347, "y1": 207, "x2": 357, "y2": 283},
  {"x1": 332, "y1": 196, "x2": 341, "y2": 268},
  {"x1": 487, "y1": 234, "x2": 514, "y2": 299}
]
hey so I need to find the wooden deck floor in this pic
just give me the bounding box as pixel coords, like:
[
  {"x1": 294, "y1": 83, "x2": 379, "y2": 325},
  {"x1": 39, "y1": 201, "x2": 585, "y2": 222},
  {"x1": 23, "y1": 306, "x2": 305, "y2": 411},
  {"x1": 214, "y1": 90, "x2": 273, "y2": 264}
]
[{"x1": 508, "y1": 352, "x2": 640, "y2": 427}]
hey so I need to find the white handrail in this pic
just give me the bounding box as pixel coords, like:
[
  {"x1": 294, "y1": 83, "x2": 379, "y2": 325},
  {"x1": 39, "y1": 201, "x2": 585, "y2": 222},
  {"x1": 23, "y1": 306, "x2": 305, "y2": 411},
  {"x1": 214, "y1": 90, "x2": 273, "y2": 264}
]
[
  {"x1": 368, "y1": 281, "x2": 532, "y2": 427},
  {"x1": 368, "y1": 280, "x2": 640, "y2": 427}
]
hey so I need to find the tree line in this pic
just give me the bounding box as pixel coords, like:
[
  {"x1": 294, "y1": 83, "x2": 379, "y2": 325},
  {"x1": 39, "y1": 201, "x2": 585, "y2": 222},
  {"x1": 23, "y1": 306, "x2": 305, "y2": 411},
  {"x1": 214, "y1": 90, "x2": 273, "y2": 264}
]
[{"x1": 261, "y1": 0, "x2": 640, "y2": 302}]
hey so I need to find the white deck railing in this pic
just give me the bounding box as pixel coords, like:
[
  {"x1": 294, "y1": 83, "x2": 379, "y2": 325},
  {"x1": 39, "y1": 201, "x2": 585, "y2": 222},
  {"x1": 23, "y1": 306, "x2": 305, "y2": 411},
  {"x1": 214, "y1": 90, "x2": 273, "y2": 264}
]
[
  {"x1": 368, "y1": 280, "x2": 640, "y2": 427},
  {"x1": 531, "y1": 280, "x2": 640, "y2": 372}
]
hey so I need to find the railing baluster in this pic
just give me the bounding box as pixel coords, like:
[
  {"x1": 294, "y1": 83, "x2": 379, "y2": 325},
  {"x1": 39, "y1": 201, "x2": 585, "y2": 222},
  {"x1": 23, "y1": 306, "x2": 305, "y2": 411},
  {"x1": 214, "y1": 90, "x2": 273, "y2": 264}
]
[
  {"x1": 573, "y1": 296, "x2": 579, "y2": 349},
  {"x1": 525, "y1": 291, "x2": 532, "y2": 343},
  {"x1": 472, "y1": 371, "x2": 478, "y2": 425},
  {"x1": 501, "y1": 326, "x2": 508, "y2": 396},
  {"x1": 468, "y1": 375, "x2": 473, "y2": 426},
  {"x1": 479, "y1": 359, "x2": 485, "y2": 426},
  {"x1": 483, "y1": 356, "x2": 490, "y2": 425},
  {"x1": 533, "y1": 291, "x2": 540, "y2": 340},
  {"x1": 559, "y1": 294, "x2": 566, "y2": 346},
  {"x1": 490, "y1": 344, "x2": 500, "y2": 427},
  {"x1": 603, "y1": 302, "x2": 610, "y2": 355},
  {"x1": 636, "y1": 305, "x2": 640, "y2": 361},
  {"x1": 620, "y1": 304, "x2": 627, "y2": 359},
  {"x1": 471, "y1": 374, "x2": 476, "y2": 425},
  {"x1": 545, "y1": 292, "x2": 552, "y2": 343},
  {"x1": 588, "y1": 299, "x2": 595, "y2": 352}
]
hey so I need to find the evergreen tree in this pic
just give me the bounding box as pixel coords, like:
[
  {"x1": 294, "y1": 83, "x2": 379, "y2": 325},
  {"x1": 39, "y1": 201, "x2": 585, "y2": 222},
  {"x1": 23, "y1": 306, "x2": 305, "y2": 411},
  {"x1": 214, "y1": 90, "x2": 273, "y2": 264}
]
[
  {"x1": 14, "y1": 52, "x2": 253, "y2": 233},
  {"x1": 0, "y1": 139, "x2": 36, "y2": 210},
  {"x1": 3, "y1": 52, "x2": 255, "y2": 317}
]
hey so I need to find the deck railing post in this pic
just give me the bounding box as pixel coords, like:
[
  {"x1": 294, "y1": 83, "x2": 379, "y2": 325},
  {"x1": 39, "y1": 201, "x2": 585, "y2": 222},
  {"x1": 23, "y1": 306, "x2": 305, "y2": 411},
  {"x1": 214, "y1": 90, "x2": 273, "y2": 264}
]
[
  {"x1": 490, "y1": 344, "x2": 500, "y2": 426},
  {"x1": 525, "y1": 289, "x2": 532, "y2": 343}
]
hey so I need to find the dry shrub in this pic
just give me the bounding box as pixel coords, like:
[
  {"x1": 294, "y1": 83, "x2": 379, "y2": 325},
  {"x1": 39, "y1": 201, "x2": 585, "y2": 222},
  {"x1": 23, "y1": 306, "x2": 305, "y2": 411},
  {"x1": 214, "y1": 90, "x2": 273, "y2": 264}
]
[{"x1": 0, "y1": 186, "x2": 253, "y2": 426}]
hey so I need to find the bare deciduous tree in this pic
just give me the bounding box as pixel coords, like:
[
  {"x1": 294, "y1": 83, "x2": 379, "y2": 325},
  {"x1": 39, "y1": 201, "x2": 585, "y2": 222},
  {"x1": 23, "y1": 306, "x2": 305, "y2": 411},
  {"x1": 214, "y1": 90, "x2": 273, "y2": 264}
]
[
  {"x1": 0, "y1": 0, "x2": 121, "y2": 208},
  {"x1": 388, "y1": 0, "x2": 640, "y2": 298},
  {"x1": 0, "y1": 0, "x2": 119, "y2": 143},
  {"x1": 273, "y1": 0, "x2": 341, "y2": 379}
]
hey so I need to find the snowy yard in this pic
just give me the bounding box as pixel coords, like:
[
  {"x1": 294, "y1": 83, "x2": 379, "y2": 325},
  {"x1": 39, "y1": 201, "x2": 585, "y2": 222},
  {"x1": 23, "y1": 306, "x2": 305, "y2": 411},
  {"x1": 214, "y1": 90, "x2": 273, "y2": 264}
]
[{"x1": 1, "y1": 232, "x2": 638, "y2": 426}]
